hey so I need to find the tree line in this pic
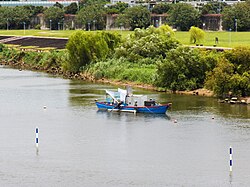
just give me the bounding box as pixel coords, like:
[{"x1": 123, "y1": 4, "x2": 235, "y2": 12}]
[{"x1": 0, "y1": 0, "x2": 250, "y2": 31}]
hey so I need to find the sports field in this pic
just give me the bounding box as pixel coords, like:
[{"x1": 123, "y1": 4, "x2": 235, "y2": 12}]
[{"x1": 0, "y1": 30, "x2": 249, "y2": 48}]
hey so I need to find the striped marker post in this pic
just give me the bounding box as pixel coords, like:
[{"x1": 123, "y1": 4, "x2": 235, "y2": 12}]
[
  {"x1": 36, "y1": 127, "x2": 39, "y2": 152},
  {"x1": 229, "y1": 146, "x2": 233, "y2": 173}
]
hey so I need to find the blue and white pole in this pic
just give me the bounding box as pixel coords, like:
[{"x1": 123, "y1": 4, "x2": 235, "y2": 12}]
[
  {"x1": 229, "y1": 146, "x2": 233, "y2": 173},
  {"x1": 36, "y1": 127, "x2": 39, "y2": 152}
]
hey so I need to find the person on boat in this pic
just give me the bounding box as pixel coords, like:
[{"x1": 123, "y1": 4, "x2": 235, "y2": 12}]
[
  {"x1": 117, "y1": 100, "x2": 123, "y2": 109},
  {"x1": 134, "y1": 101, "x2": 137, "y2": 106}
]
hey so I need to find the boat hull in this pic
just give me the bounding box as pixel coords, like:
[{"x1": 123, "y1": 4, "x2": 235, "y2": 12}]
[{"x1": 96, "y1": 102, "x2": 170, "y2": 114}]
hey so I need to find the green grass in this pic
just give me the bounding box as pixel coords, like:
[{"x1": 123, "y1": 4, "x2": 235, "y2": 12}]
[
  {"x1": 174, "y1": 31, "x2": 250, "y2": 48},
  {"x1": 0, "y1": 29, "x2": 249, "y2": 48}
]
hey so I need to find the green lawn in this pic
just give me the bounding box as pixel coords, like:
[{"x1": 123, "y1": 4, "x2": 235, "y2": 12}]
[
  {"x1": 174, "y1": 31, "x2": 250, "y2": 48},
  {"x1": 0, "y1": 29, "x2": 249, "y2": 48}
]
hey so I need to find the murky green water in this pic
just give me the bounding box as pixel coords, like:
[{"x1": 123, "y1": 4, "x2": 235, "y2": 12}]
[{"x1": 0, "y1": 66, "x2": 249, "y2": 186}]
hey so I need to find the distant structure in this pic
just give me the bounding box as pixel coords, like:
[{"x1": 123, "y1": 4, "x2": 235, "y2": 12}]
[
  {"x1": 0, "y1": 0, "x2": 78, "y2": 7},
  {"x1": 109, "y1": 0, "x2": 245, "y2": 7},
  {"x1": 202, "y1": 14, "x2": 223, "y2": 31}
]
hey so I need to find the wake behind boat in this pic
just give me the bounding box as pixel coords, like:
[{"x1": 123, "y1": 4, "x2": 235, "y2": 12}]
[{"x1": 95, "y1": 88, "x2": 171, "y2": 114}]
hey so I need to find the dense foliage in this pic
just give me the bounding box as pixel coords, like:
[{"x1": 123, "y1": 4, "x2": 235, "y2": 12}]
[
  {"x1": 76, "y1": 1, "x2": 106, "y2": 30},
  {"x1": 86, "y1": 25, "x2": 178, "y2": 84},
  {"x1": 115, "y1": 25, "x2": 179, "y2": 61},
  {"x1": 1, "y1": 0, "x2": 250, "y2": 31},
  {"x1": 87, "y1": 58, "x2": 156, "y2": 84},
  {"x1": 84, "y1": 26, "x2": 250, "y2": 98},
  {"x1": 64, "y1": 3, "x2": 78, "y2": 14},
  {"x1": 66, "y1": 31, "x2": 121, "y2": 72},
  {"x1": 222, "y1": 0, "x2": 250, "y2": 31},
  {"x1": 105, "y1": 2, "x2": 129, "y2": 14},
  {"x1": 205, "y1": 47, "x2": 250, "y2": 97},
  {"x1": 169, "y1": 3, "x2": 200, "y2": 31},
  {"x1": 0, "y1": 46, "x2": 67, "y2": 70},
  {"x1": 44, "y1": 6, "x2": 64, "y2": 30},
  {"x1": 200, "y1": 2, "x2": 228, "y2": 14},
  {"x1": 155, "y1": 47, "x2": 218, "y2": 91},
  {"x1": 151, "y1": 3, "x2": 172, "y2": 14},
  {"x1": 0, "y1": 6, "x2": 32, "y2": 29},
  {"x1": 115, "y1": 5, "x2": 151, "y2": 30},
  {"x1": 189, "y1": 26, "x2": 205, "y2": 44}
]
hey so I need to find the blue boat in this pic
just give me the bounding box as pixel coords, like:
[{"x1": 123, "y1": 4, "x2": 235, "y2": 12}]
[{"x1": 95, "y1": 88, "x2": 171, "y2": 114}]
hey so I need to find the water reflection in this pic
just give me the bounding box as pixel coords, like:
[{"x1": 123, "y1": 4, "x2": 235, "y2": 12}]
[
  {"x1": 68, "y1": 79, "x2": 250, "y2": 119},
  {"x1": 1, "y1": 66, "x2": 250, "y2": 186},
  {"x1": 96, "y1": 110, "x2": 171, "y2": 122}
]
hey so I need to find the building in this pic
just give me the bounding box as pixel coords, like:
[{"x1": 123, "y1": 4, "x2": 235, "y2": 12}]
[{"x1": 0, "y1": 0, "x2": 78, "y2": 7}]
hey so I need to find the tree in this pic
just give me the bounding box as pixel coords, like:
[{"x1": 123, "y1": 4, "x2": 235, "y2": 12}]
[
  {"x1": 222, "y1": 1, "x2": 250, "y2": 31},
  {"x1": 156, "y1": 47, "x2": 213, "y2": 91},
  {"x1": 0, "y1": 7, "x2": 11, "y2": 29},
  {"x1": 76, "y1": 2, "x2": 106, "y2": 30},
  {"x1": 151, "y1": 3, "x2": 172, "y2": 14},
  {"x1": 223, "y1": 47, "x2": 250, "y2": 96},
  {"x1": 23, "y1": 5, "x2": 45, "y2": 17},
  {"x1": 116, "y1": 5, "x2": 151, "y2": 30},
  {"x1": 224, "y1": 47, "x2": 250, "y2": 74},
  {"x1": 229, "y1": 72, "x2": 250, "y2": 97},
  {"x1": 0, "y1": 7, "x2": 32, "y2": 29},
  {"x1": 169, "y1": 3, "x2": 200, "y2": 31},
  {"x1": 105, "y1": 2, "x2": 129, "y2": 14},
  {"x1": 189, "y1": 26, "x2": 205, "y2": 44},
  {"x1": 66, "y1": 31, "x2": 121, "y2": 72},
  {"x1": 204, "y1": 47, "x2": 250, "y2": 97},
  {"x1": 205, "y1": 59, "x2": 234, "y2": 98},
  {"x1": 200, "y1": 2, "x2": 228, "y2": 15},
  {"x1": 78, "y1": 0, "x2": 107, "y2": 11},
  {"x1": 44, "y1": 6, "x2": 64, "y2": 30},
  {"x1": 53, "y1": 2, "x2": 64, "y2": 9},
  {"x1": 65, "y1": 3, "x2": 78, "y2": 14},
  {"x1": 115, "y1": 26, "x2": 179, "y2": 61}
]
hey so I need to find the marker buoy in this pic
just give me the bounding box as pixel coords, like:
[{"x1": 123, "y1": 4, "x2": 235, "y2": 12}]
[
  {"x1": 229, "y1": 146, "x2": 233, "y2": 173},
  {"x1": 36, "y1": 127, "x2": 39, "y2": 153}
]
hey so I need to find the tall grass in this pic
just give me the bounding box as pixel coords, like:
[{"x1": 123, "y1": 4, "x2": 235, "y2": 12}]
[{"x1": 87, "y1": 58, "x2": 156, "y2": 84}]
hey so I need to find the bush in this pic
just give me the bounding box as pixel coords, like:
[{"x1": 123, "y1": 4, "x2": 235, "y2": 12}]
[
  {"x1": 35, "y1": 24, "x2": 41, "y2": 30},
  {"x1": 86, "y1": 58, "x2": 156, "y2": 84},
  {"x1": 66, "y1": 31, "x2": 121, "y2": 72},
  {"x1": 0, "y1": 43, "x2": 4, "y2": 52},
  {"x1": 155, "y1": 47, "x2": 219, "y2": 91},
  {"x1": 115, "y1": 26, "x2": 179, "y2": 61}
]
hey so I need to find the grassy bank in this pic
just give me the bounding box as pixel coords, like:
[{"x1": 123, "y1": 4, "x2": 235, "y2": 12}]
[{"x1": 0, "y1": 30, "x2": 250, "y2": 48}]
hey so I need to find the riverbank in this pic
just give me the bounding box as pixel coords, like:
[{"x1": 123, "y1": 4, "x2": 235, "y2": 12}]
[
  {"x1": 0, "y1": 59, "x2": 213, "y2": 96},
  {"x1": 1, "y1": 59, "x2": 250, "y2": 104}
]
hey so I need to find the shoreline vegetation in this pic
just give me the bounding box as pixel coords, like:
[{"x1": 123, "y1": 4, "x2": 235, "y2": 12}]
[
  {"x1": 0, "y1": 57, "x2": 214, "y2": 97},
  {"x1": 1, "y1": 48, "x2": 250, "y2": 103},
  {"x1": 0, "y1": 27, "x2": 250, "y2": 104}
]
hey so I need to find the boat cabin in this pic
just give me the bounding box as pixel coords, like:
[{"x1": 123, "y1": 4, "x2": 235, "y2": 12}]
[{"x1": 105, "y1": 88, "x2": 155, "y2": 107}]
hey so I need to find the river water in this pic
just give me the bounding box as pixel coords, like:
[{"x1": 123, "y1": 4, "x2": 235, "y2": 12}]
[{"x1": 0, "y1": 66, "x2": 249, "y2": 187}]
